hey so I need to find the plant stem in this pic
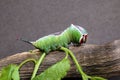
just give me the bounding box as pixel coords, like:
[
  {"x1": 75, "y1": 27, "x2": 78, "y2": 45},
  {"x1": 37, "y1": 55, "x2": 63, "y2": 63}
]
[
  {"x1": 18, "y1": 59, "x2": 36, "y2": 69},
  {"x1": 60, "y1": 47, "x2": 90, "y2": 79},
  {"x1": 31, "y1": 53, "x2": 46, "y2": 80},
  {"x1": 60, "y1": 47, "x2": 68, "y2": 59}
]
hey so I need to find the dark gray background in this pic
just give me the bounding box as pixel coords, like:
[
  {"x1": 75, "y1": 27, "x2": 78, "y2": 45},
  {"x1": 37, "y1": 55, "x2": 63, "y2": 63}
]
[{"x1": 0, "y1": 0, "x2": 120, "y2": 80}]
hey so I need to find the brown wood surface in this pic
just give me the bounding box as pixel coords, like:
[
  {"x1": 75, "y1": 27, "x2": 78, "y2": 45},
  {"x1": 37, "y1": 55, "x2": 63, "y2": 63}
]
[{"x1": 0, "y1": 40, "x2": 120, "y2": 80}]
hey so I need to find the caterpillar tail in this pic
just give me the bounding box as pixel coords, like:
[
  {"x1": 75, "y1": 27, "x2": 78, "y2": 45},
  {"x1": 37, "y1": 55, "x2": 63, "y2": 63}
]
[{"x1": 18, "y1": 38, "x2": 33, "y2": 45}]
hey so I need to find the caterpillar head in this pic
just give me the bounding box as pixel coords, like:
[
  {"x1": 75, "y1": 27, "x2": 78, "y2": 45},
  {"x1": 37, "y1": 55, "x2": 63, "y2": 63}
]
[{"x1": 70, "y1": 24, "x2": 88, "y2": 45}]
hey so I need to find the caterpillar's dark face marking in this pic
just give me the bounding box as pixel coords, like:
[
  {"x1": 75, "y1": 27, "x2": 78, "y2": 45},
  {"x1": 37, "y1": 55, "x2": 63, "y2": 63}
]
[{"x1": 80, "y1": 35, "x2": 87, "y2": 44}]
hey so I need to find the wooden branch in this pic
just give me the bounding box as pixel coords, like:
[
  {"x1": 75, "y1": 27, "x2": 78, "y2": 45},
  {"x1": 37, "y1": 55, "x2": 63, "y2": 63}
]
[{"x1": 0, "y1": 39, "x2": 120, "y2": 80}]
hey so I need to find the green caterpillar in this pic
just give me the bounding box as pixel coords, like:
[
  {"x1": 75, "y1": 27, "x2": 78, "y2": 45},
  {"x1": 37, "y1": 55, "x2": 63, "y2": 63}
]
[{"x1": 21, "y1": 24, "x2": 88, "y2": 53}]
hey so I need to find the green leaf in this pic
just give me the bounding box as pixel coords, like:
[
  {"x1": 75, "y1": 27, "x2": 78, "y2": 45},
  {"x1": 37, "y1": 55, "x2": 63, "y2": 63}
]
[
  {"x1": 12, "y1": 66, "x2": 20, "y2": 80},
  {"x1": 33, "y1": 58, "x2": 70, "y2": 80},
  {"x1": 0, "y1": 64, "x2": 20, "y2": 80}
]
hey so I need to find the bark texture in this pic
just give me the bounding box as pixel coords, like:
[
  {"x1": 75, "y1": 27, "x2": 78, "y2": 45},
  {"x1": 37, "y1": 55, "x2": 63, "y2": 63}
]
[{"x1": 0, "y1": 40, "x2": 120, "y2": 80}]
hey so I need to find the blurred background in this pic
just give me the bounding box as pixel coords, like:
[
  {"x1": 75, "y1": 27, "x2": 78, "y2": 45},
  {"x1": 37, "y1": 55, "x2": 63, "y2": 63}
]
[{"x1": 0, "y1": 0, "x2": 120, "y2": 80}]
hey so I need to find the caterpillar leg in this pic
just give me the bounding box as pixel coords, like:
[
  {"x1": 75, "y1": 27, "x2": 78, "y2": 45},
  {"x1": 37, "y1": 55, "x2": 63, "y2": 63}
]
[
  {"x1": 51, "y1": 45, "x2": 57, "y2": 51},
  {"x1": 64, "y1": 43, "x2": 69, "y2": 48}
]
